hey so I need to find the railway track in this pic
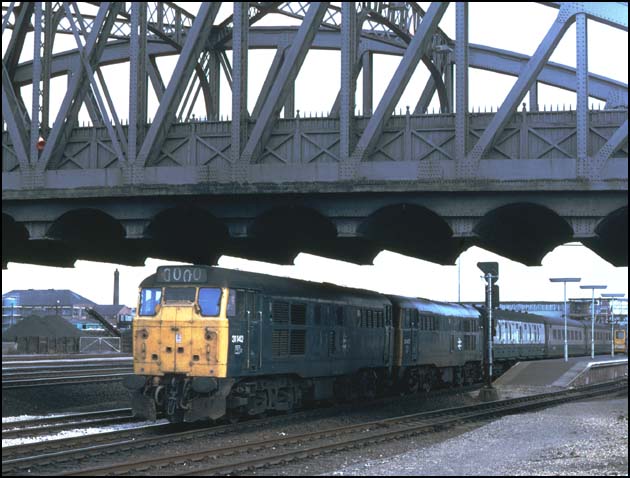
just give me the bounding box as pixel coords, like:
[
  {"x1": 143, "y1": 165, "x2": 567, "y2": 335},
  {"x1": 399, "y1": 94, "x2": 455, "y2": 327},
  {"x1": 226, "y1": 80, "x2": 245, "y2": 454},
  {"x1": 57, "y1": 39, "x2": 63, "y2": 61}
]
[
  {"x1": 53, "y1": 379, "x2": 626, "y2": 477},
  {"x1": 2, "y1": 354, "x2": 131, "y2": 362},
  {"x1": 2, "y1": 372, "x2": 134, "y2": 389},
  {"x1": 2, "y1": 408, "x2": 135, "y2": 440},
  {"x1": 1, "y1": 384, "x2": 481, "y2": 475},
  {"x1": 2, "y1": 359, "x2": 133, "y2": 389}
]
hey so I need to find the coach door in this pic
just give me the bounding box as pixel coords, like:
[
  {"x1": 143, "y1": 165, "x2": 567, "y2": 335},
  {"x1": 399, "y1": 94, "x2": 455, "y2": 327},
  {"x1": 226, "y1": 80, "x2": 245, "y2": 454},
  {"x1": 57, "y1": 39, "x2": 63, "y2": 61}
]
[{"x1": 242, "y1": 291, "x2": 263, "y2": 372}]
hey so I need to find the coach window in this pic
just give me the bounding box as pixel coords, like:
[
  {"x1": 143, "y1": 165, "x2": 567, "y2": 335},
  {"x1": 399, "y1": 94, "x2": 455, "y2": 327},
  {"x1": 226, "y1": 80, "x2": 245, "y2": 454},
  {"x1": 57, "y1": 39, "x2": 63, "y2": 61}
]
[
  {"x1": 139, "y1": 288, "x2": 162, "y2": 316},
  {"x1": 199, "y1": 288, "x2": 222, "y2": 317}
]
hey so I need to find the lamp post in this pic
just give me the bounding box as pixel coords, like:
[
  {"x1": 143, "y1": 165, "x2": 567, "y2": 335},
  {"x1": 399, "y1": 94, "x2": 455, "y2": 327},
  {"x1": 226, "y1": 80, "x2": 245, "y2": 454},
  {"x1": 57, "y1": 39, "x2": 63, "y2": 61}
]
[
  {"x1": 549, "y1": 278, "x2": 581, "y2": 362},
  {"x1": 601, "y1": 293, "x2": 625, "y2": 357},
  {"x1": 580, "y1": 285, "x2": 607, "y2": 358}
]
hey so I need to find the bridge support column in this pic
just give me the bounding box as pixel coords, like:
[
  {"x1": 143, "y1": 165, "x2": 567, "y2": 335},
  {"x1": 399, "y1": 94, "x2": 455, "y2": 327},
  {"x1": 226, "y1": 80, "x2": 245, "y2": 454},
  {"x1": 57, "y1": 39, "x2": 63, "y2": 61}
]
[
  {"x1": 231, "y1": 2, "x2": 249, "y2": 182},
  {"x1": 362, "y1": 52, "x2": 373, "y2": 116},
  {"x1": 454, "y1": 2, "x2": 471, "y2": 178},
  {"x1": 122, "y1": 220, "x2": 151, "y2": 239},
  {"x1": 567, "y1": 217, "x2": 598, "y2": 239},
  {"x1": 576, "y1": 12, "x2": 590, "y2": 179},
  {"x1": 340, "y1": 3, "x2": 359, "y2": 181},
  {"x1": 333, "y1": 218, "x2": 362, "y2": 238},
  {"x1": 227, "y1": 221, "x2": 249, "y2": 239},
  {"x1": 445, "y1": 217, "x2": 476, "y2": 238},
  {"x1": 23, "y1": 222, "x2": 51, "y2": 240}
]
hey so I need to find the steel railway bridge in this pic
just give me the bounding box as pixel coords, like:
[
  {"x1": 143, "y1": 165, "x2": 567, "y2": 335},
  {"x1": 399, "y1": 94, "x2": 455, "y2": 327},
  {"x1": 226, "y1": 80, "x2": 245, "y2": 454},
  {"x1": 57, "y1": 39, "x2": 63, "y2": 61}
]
[{"x1": 2, "y1": 2, "x2": 628, "y2": 268}]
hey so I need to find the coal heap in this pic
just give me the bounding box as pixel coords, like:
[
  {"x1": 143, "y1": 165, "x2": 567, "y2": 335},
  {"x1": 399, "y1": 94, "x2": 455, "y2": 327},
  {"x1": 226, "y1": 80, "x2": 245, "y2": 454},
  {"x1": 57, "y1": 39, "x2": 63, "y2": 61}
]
[{"x1": 4, "y1": 315, "x2": 82, "y2": 339}]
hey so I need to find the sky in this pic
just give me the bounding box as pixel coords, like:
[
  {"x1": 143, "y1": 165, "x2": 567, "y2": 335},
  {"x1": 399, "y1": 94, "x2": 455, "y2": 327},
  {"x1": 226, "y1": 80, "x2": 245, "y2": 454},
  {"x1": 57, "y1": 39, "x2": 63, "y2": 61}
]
[{"x1": 2, "y1": 3, "x2": 628, "y2": 308}]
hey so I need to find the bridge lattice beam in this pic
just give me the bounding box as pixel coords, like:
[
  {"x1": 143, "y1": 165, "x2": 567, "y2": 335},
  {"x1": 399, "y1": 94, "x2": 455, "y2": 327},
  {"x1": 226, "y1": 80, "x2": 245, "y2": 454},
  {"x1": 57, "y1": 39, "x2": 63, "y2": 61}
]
[
  {"x1": 241, "y1": 2, "x2": 330, "y2": 162},
  {"x1": 465, "y1": 3, "x2": 577, "y2": 168},
  {"x1": 352, "y1": 2, "x2": 449, "y2": 161},
  {"x1": 137, "y1": 3, "x2": 221, "y2": 169},
  {"x1": 37, "y1": 2, "x2": 124, "y2": 173},
  {"x1": 2, "y1": 63, "x2": 30, "y2": 171},
  {"x1": 595, "y1": 119, "x2": 629, "y2": 172}
]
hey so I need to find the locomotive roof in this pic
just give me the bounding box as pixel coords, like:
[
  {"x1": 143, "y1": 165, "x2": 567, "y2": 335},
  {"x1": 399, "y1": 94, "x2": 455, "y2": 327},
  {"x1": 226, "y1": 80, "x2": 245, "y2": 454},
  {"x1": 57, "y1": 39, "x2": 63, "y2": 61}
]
[
  {"x1": 387, "y1": 295, "x2": 480, "y2": 318},
  {"x1": 140, "y1": 266, "x2": 389, "y2": 307}
]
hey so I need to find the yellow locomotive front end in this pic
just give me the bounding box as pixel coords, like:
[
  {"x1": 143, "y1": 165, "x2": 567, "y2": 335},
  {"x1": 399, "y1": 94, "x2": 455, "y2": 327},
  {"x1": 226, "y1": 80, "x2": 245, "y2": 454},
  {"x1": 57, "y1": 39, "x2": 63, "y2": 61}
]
[
  {"x1": 124, "y1": 266, "x2": 235, "y2": 422},
  {"x1": 133, "y1": 286, "x2": 229, "y2": 377}
]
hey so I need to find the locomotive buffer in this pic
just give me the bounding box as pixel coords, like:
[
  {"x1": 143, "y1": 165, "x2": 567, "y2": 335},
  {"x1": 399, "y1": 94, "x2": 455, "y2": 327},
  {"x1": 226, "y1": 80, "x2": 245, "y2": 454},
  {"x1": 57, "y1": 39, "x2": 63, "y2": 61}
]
[{"x1": 478, "y1": 262, "x2": 500, "y2": 402}]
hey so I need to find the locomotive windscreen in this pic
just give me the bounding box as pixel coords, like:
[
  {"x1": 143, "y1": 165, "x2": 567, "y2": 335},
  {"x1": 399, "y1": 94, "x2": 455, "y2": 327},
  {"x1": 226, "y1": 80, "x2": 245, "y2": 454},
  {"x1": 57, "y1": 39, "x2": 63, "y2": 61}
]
[
  {"x1": 164, "y1": 287, "x2": 196, "y2": 303},
  {"x1": 139, "y1": 288, "x2": 162, "y2": 316}
]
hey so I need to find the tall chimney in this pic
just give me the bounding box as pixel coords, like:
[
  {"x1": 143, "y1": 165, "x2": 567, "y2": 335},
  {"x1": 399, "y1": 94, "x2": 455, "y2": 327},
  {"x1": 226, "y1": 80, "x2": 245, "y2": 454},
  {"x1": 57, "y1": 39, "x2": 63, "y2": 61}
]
[{"x1": 113, "y1": 268, "x2": 120, "y2": 305}]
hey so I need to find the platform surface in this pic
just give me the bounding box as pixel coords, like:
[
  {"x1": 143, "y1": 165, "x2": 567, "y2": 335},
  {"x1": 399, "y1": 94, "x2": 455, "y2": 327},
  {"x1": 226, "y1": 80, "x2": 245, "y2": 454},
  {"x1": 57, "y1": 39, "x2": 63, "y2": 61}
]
[{"x1": 493, "y1": 355, "x2": 628, "y2": 387}]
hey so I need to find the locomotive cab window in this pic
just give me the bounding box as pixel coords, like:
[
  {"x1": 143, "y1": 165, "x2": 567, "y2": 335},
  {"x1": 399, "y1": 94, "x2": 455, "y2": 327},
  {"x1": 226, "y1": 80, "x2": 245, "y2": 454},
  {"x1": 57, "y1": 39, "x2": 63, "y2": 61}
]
[
  {"x1": 164, "y1": 287, "x2": 196, "y2": 303},
  {"x1": 139, "y1": 288, "x2": 162, "y2": 316},
  {"x1": 199, "y1": 288, "x2": 222, "y2": 317}
]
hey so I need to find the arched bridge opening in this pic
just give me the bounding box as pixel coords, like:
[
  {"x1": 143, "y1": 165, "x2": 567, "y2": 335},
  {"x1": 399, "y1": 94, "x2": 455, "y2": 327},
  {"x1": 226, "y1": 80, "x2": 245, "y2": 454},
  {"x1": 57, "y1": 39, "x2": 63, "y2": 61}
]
[
  {"x1": 359, "y1": 204, "x2": 465, "y2": 265},
  {"x1": 474, "y1": 203, "x2": 574, "y2": 266},
  {"x1": 2, "y1": 214, "x2": 29, "y2": 269},
  {"x1": 146, "y1": 207, "x2": 229, "y2": 265},
  {"x1": 584, "y1": 206, "x2": 628, "y2": 267},
  {"x1": 46, "y1": 209, "x2": 134, "y2": 265},
  {"x1": 239, "y1": 205, "x2": 337, "y2": 264}
]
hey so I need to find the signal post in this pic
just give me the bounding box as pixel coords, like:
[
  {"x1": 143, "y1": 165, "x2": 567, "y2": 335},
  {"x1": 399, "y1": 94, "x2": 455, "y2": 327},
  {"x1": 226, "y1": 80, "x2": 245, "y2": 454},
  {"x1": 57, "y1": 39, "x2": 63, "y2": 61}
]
[{"x1": 478, "y1": 262, "x2": 500, "y2": 402}]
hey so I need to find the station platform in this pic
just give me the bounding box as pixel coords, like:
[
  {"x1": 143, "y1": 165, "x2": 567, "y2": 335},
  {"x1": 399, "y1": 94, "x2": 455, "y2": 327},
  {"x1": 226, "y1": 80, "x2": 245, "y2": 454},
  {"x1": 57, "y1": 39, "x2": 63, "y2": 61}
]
[{"x1": 493, "y1": 355, "x2": 628, "y2": 388}]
